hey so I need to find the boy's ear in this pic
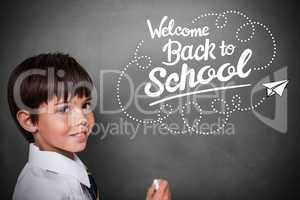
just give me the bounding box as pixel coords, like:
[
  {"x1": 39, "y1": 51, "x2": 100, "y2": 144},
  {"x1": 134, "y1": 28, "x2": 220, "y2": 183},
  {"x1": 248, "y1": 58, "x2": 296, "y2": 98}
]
[{"x1": 16, "y1": 110, "x2": 38, "y2": 133}]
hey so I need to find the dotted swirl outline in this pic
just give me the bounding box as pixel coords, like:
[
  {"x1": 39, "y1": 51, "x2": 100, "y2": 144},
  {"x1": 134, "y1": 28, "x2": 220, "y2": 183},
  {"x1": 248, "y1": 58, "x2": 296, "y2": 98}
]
[{"x1": 116, "y1": 10, "x2": 275, "y2": 134}]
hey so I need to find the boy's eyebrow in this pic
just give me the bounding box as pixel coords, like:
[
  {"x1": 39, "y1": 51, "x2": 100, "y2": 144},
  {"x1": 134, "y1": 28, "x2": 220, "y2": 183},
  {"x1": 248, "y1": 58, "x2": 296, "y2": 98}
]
[
  {"x1": 55, "y1": 100, "x2": 70, "y2": 105},
  {"x1": 84, "y1": 97, "x2": 92, "y2": 102},
  {"x1": 54, "y1": 97, "x2": 71, "y2": 105},
  {"x1": 54, "y1": 96, "x2": 92, "y2": 105}
]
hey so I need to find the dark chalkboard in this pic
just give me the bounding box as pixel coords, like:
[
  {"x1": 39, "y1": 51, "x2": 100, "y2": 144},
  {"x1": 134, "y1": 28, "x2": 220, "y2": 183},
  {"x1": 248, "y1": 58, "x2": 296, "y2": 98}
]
[{"x1": 0, "y1": 0, "x2": 299, "y2": 199}]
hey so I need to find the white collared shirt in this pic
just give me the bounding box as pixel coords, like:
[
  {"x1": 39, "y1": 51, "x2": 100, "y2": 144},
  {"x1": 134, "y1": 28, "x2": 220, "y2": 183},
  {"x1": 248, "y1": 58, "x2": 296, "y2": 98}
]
[{"x1": 13, "y1": 143, "x2": 93, "y2": 200}]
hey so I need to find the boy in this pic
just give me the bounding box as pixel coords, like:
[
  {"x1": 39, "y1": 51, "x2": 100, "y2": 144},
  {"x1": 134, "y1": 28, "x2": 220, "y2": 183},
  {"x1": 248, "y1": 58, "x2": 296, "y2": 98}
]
[{"x1": 7, "y1": 53, "x2": 171, "y2": 200}]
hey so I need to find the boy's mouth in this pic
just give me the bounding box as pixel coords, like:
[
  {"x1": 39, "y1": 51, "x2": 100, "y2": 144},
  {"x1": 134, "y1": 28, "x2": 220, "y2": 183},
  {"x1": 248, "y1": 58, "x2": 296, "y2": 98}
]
[
  {"x1": 69, "y1": 131, "x2": 88, "y2": 143},
  {"x1": 70, "y1": 132, "x2": 86, "y2": 136},
  {"x1": 70, "y1": 131, "x2": 88, "y2": 140}
]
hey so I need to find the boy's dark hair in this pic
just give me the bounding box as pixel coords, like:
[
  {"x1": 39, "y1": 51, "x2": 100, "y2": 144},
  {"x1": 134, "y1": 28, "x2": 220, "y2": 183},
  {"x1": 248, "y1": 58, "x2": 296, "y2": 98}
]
[{"x1": 7, "y1": 53, "x2": 94, "y2": 143}]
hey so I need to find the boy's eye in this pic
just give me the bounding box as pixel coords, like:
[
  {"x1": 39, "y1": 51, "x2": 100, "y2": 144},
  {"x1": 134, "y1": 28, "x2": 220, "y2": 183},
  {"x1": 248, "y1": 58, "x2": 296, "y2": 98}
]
[
  {"x1": 56, "y1": 105, "x2": 70, "y2": 113},
  {"x1": 83, "y1": 102, "x2": 92, "y2": 113}
]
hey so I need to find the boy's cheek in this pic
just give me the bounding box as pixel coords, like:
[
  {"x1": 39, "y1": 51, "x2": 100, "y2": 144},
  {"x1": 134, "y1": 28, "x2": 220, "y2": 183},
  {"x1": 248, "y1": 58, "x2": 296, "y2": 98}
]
[
  {"x1": 87, "y1": 114, "x2": 95, "y2": 131},
  {"x1": 88, "y1": 113, "x2": 95, "y2": 124},
  {"x1": 39, "y1": 116, "x2": 70, "y2": 135}
]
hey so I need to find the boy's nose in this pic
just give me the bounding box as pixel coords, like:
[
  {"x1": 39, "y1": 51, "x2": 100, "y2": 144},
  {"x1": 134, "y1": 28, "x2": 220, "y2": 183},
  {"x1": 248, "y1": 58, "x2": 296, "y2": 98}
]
[
  {"x1": 79, "y1": 120, "x2": 88, "y2": 127},
  {"x1": 69, "y1": 107, "x2": 88, "y2": 127}
]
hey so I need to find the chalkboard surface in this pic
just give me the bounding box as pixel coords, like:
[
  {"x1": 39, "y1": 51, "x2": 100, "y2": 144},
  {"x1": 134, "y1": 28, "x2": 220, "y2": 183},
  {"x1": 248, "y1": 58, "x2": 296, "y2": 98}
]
[{"x1": 0, "y1": 0, "x2": 299, "y2": 199}]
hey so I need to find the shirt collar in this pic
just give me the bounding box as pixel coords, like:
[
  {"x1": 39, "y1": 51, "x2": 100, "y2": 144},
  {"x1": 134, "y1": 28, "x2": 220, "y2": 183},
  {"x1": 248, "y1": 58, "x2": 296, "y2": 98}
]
[{"x1": 28, "y1": 143, "x2": 90, "y2": 188}]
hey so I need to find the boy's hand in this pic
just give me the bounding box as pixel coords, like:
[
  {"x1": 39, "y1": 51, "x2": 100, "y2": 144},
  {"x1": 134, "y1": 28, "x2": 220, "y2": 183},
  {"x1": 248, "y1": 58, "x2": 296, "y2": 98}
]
[{"x1": 146, "y1": 179, "x2": 171, "y2": 200}]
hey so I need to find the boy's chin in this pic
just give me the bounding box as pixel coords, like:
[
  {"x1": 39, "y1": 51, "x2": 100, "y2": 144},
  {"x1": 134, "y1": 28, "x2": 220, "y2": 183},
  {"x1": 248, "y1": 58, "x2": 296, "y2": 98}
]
[{"x1": 68, "y1": 142, "x2": 87, "y2": 153}]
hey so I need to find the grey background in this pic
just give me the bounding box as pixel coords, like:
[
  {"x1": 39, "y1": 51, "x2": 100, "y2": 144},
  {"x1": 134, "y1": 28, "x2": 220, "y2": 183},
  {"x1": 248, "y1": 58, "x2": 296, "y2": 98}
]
[{"x1": 0, "y1": 0, "x2": 300, "y2": 199}]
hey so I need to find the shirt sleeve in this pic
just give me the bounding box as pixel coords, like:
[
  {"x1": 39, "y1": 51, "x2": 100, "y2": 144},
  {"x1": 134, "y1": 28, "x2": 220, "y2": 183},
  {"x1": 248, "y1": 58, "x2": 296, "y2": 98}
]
[{"x1": 13, "y1": 169, "x2": 71, "y2": 200}]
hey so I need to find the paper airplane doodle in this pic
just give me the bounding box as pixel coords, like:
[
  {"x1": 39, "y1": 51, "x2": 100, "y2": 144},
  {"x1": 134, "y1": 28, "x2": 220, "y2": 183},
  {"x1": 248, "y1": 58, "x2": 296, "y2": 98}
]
[{"x1": 263, "y1": 80, "x2": 289, "y2": 97}]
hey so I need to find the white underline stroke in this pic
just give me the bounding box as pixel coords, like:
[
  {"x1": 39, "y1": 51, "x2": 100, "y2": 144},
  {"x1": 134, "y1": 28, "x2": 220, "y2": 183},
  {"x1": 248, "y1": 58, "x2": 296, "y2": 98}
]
[{"x1": 149, "y1": 84, "x2": 252, "y2": 106}]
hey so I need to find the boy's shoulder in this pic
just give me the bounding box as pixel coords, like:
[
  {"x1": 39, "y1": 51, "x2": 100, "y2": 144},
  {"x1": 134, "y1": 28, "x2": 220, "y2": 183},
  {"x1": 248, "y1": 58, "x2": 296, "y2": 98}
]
[{"x1": 13, "y1": 163, "x2": 71, "y2": 200}]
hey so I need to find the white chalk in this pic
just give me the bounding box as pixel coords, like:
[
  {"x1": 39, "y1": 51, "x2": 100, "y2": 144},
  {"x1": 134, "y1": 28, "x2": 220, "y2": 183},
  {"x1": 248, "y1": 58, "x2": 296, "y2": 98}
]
[{"x1": 153, "y1": 179, "x2": 160, "y2": 190}]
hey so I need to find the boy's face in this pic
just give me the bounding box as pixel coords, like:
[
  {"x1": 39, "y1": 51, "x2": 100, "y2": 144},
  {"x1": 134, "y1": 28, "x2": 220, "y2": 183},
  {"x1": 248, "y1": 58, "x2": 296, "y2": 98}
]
[{"x1": 34, "y1": 95, "x2": 94, "y2": 156}]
